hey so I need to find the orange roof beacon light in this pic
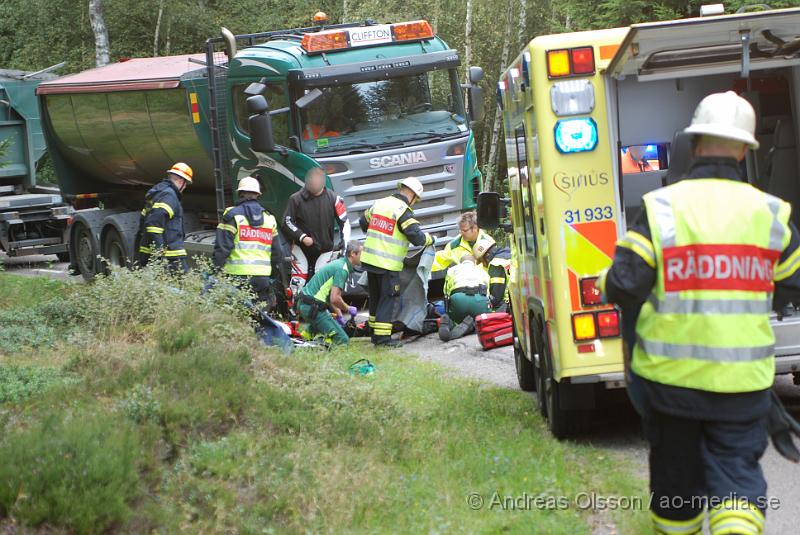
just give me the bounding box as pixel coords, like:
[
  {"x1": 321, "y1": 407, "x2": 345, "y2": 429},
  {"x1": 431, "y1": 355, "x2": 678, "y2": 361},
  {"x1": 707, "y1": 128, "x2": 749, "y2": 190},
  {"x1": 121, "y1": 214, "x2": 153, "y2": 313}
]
[
  {"x1": 392, "y1": 20, "x2": 434, "y2": 42},
  {"x1": 313, "y1": 11, "x2": 329, "y2": 26},
  {"x1": 301, "y1": 19, "x2": 435, "y2": 54},
  {"x1": 301, "y1": 29, "x2": 349, "y2": 53}
]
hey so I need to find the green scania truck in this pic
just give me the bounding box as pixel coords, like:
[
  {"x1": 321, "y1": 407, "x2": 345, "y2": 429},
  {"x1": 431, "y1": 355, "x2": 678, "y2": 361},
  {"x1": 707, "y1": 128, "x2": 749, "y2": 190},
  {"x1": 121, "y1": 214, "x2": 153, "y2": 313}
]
[{"x1": 33, "y1": 17, "x2": 485, "y2": 279}]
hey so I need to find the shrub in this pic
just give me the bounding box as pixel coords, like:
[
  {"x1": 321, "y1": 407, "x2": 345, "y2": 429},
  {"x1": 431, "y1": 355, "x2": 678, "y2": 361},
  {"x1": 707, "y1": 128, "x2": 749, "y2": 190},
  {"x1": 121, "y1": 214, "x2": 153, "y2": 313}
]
[
  {"x1": 0, "y1": 309, "x2": 57, "y2": 353},
  {"x1": 0, "y1": 413, "x2": 142, "y2": 534},
  {"x1": 117, "y1": 384, "x2": 162, "y2": 424},
  {"x1": 0, "y1": 366, "x2": 75, "y2": 403}
]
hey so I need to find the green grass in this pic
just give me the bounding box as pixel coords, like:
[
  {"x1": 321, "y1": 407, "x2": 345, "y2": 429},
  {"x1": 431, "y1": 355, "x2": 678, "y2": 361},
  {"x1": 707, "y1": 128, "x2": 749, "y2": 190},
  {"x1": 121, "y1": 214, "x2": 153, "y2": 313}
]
[{"x1": 0, "y1": 271, "x2": 649, "y2": 534}]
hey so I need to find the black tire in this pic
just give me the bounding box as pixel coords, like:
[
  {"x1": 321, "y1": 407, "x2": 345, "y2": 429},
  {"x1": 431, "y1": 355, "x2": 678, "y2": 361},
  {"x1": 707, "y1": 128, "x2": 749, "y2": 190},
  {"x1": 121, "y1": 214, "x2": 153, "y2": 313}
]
[
  {"x1": 73, "y1": 222, "x2": 98, "y2": 281},
  {"x1": 514, "y1": 318, "x2": 536, "y2": 391},
  {"x1": 538, "y1": 323, "x2": 591, "y2": 439},
  {"x1": 532, "y1": 320, "x2": 547, "y2": 416},
  {"x1": 102, "y1": 227, "x2": 129, "y2": 270}
]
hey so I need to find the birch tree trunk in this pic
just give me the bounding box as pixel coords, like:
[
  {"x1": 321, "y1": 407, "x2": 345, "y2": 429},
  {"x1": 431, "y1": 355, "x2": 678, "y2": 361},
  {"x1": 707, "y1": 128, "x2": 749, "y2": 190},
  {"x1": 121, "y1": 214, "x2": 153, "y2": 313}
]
[
  {"x1": 484, "y1": 0, "x2": 515, "y2": 192},
  {"x1": 165, "y1": 13, "x2": 172, "y2": 56},
  {"x1": 88, "y1": 0, "x2": 110, "y2": 67},
  {"x1": 517, "y1": 0, "x2": 528, "y2": 46},
  {"x1": 342, "y1": 0, "x2": 350, "y2": 22},
  {"x1": 153, "y1": 0, "x2": 164, "y2": 57},
  {"x1": 463, "y1": 0, "x2": 474, "y2": 80}
]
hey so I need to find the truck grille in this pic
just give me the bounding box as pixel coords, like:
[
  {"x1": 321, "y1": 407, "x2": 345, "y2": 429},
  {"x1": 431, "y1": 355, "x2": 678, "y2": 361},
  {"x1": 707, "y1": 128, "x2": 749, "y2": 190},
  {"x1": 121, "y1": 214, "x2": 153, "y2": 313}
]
[{"x1": 351, "y1": 165, "x2": 443, "y2": 186}]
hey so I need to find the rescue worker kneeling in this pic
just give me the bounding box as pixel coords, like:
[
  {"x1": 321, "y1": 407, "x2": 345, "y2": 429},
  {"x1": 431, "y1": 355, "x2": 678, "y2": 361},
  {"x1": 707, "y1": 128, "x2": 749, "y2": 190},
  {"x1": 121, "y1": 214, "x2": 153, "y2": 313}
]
[
  {"x1": 439, "y1": 255, "x2": 491, "y2": 342},
  {"x1": 297, "y1": 240, "x2": 362, "y2": 345},
  {"x1": 473, "y1": 234, "x2": 512, "y2": 312},
  {"x1": 213, "y1": 176, "x2": 282, "y2": 306}
]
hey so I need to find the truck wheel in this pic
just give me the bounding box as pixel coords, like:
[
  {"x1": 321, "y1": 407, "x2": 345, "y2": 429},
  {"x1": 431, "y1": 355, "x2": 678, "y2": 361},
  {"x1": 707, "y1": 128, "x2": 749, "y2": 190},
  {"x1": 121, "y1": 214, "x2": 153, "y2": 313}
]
[
  {"x1": 102, "y1": 228, "x2": 129, "y2": 270},
  {"x1": 514, "y1": 320, "x2": 536, "y2": 392},
  {"x1": 73, "y1": 222, "x2": 97, "y2": 281}
]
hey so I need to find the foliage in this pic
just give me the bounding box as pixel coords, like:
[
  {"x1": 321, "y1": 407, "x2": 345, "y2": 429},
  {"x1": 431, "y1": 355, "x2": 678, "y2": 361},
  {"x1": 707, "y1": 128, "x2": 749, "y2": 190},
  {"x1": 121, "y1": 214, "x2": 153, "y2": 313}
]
[
  {"x1": 0, "y1": 413, "x2": 141, "y2": 534},
  {"x1": 0, "y1": 139, "x2": 10, "y2": 167},
  {"x1": 0, "y1": 365, "x2": 76, "y2": 403},
  {"x1": 0, "y1": 270, "x2": 650, "y2": 533}
]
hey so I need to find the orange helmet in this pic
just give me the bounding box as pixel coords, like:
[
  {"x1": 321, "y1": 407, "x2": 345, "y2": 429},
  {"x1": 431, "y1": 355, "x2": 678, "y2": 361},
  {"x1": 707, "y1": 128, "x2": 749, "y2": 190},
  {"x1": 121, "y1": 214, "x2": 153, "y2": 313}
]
[{"x1": 167, "y1": 162, "x2": 193, "y2": 183}]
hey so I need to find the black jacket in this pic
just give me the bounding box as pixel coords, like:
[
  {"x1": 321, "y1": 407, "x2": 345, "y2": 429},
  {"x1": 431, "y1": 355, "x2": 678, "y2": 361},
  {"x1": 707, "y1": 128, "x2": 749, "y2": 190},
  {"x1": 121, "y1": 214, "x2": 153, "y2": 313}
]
[
  {"x1": 605, "y1": 157, "x2": 800, "y2": 421},
  {"x1": 138, "y1": 179, "x2": 185, "y2": 256},
  {"x1": 282, "y1": 186, "x2": 348, "y2": 256},
  {"x1": 486, "y1": 246, "x2": 512, "y2": 308}
]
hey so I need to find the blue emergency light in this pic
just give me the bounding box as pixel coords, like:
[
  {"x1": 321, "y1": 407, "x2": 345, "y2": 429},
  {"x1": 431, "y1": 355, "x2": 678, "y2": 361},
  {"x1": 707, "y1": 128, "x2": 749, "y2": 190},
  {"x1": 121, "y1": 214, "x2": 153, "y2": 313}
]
[{"x1": 554, "y1": 118, "x2": 598, "y2": 154}]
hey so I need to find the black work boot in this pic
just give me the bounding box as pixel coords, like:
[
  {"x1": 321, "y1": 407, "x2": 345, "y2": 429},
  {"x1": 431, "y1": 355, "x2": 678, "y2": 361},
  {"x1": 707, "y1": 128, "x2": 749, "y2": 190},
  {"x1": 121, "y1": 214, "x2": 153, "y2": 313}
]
[
  {"x1": 438, "y1": 314, "x2": 451, "y2": 342},
  {"x1": 449, "y1": 316, "x2": 475, "y2": 340}
]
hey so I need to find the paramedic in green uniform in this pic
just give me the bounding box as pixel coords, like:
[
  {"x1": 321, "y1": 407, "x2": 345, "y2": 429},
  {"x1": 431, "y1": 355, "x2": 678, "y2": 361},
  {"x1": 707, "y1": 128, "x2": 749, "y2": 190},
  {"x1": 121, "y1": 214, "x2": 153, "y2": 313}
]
[
  {"x1": 297, "y1": 240, "x2": 363, "y2": 345},
  {"x1": 439, "y1": 255, "x2": 492, "y2": 341}
]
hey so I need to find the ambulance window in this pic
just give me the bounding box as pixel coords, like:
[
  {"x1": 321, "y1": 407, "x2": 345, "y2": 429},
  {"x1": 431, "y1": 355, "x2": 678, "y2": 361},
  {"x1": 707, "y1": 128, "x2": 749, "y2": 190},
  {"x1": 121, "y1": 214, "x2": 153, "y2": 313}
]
[
  {"x1": 515, "y1": 125, "x2": 537, "y2": 253},
  {"x1": 620, "y1": 144, "x2": 669, "y2": 175}
]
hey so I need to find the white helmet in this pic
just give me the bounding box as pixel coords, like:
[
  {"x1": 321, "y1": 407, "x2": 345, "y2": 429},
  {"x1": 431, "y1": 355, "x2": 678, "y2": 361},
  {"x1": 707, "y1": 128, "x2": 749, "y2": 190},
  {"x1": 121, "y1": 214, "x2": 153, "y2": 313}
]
[
  {"x1": 683, "y1": 91, "x2": 759, "y2": 149},
  {"x1": 237, "y1": 176, "x2": 262, "y2": 195},
  {"x1": 473, "y1": 234, "x2": 496, "y2": 261},
  {"x1": 398, "y1": 176, "x2": 424, "y2": 200}
]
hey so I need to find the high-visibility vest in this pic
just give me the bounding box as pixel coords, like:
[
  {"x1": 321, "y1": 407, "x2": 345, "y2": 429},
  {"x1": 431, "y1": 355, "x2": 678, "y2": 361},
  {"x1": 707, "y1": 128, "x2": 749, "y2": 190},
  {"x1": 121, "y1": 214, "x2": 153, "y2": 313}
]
[
  {"x1": 444, "y1": 262, "x2": 490, "y2": 297},
  {"x1": 633, "y1": 178, "x2": 791, "y2": 393},
  {"x1": 222, "y1": 210, "x2": 276, "y2": 276},
  {"x1": 361, "y1": 196, "x2": 412, "y2": 272}
]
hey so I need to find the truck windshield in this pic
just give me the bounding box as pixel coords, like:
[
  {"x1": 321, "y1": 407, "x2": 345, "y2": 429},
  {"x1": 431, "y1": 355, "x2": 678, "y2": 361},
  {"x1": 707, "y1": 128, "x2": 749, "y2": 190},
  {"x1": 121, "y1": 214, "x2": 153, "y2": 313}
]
[{"x1": 297, "y1": 68, "x2": 466, "y2": 155}]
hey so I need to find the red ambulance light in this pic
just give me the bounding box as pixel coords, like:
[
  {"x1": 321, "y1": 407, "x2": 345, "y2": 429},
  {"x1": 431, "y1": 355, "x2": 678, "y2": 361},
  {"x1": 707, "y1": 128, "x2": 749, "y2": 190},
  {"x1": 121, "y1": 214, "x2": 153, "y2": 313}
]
[
  {"x1": 301, "y1": 30, "x2": 349, "y2": 53},
  {"x1": 392, "y1": 20, "x2": 434, "y2": 42},
  {"x1": 571, "y1": 47, "x2": 595, "y2": 75},
  {"x1": 579, "y1": 277, "x2": 602, "y2": 306},
  {"x1": 597, "y1": 310, "x2": 620, "y2": 338},
  {"x1": 577, "y1": 343, "x2": 596, "y2": 354}
]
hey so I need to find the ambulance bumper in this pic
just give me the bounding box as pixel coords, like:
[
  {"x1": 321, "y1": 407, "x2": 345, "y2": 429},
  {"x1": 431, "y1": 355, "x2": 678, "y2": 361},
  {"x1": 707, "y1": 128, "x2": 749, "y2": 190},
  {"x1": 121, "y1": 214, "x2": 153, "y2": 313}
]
[{"x1": 567, "y1": 372, "x2": 626, "y2": 389}]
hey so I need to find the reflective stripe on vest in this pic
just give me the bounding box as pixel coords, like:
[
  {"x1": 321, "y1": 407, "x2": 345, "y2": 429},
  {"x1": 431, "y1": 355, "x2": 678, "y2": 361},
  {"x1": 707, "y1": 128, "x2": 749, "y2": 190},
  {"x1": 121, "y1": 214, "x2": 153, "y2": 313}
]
[
  {"x1": 633, "y1": 179, "x2": 790, "y2": 393},
  {"x1": 361, "y1": 196, "x2": 411, "y2": 271},
  {"x1": 223, "y1": 211, "x2": 275, "y2": 276}
]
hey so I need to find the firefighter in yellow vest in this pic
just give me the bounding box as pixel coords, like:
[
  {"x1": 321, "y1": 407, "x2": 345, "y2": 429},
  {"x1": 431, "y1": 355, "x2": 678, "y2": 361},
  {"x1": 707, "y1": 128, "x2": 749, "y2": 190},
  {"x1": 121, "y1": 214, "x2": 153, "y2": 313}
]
[
  {"x1": 473, "y1": 234, "x2": 512, "y2": 312},
  {"x1": 599, "y1": 92, "x2": 800, "y2": 535},
  {"x1": 359, "y1": 176, "x2": 433, "y2": 346},
  {"x1": 213, "y1": 176, "x2": 283, "y2": 305},
  {"x1": 431, "y1": 211, "x2": 493, "y2": 272}
]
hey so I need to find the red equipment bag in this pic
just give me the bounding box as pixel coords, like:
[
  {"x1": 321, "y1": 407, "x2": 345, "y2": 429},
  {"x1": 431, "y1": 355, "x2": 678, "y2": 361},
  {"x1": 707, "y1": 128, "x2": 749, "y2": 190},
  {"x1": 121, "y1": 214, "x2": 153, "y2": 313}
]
[{"x1": 475, "y1": 312, "x2": 513, "y2": 350}]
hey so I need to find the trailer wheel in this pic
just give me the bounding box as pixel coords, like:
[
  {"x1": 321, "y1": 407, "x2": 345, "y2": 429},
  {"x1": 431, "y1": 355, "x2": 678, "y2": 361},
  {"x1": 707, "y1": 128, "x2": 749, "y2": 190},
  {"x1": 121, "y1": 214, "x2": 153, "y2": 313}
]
[
  {"x1": 73, "y1": 222, "x2": 98, "y2": 281},
  {"x1": 102, "y1": 228, "x2": 129, "y2": 270}
]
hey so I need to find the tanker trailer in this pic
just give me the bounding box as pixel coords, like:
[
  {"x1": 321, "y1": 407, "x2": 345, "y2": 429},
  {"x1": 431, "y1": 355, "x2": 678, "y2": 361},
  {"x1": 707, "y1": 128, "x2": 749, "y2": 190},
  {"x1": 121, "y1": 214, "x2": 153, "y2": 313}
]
[
  {"x1": 37, "y1": 19, "x2": 484, "y2": 280},
  {"x1": 0, "y1": 66, "x2": 71, "y2": 259}
]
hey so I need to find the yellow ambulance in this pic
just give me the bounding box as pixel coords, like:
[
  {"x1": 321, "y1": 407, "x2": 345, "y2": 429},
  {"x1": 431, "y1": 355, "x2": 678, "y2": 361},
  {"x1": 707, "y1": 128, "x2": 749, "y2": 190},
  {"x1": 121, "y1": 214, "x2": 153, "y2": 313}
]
[{"x1": 478, "y1": 6, "x2": 800, "y2": 437}]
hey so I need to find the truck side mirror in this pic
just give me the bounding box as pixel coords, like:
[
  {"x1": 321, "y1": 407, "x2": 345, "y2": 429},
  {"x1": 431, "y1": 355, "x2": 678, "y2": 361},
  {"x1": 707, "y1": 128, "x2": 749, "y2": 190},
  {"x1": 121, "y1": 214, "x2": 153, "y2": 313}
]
[
  {"x1": 477, "y1": 191, "x2": 503, "y2": 230},
  {"x1": 467, "y1": 85, "x2": 485, "y2": 126},
  {"x1": 246, "y1": 94, "x2": 269, "y2": 114},
  {"x1": 468, "y1": 66, "x2": 484, "y2": 84},
  {"x1": 247, "y1": 95, "x2": 275, "y2": 153}
]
